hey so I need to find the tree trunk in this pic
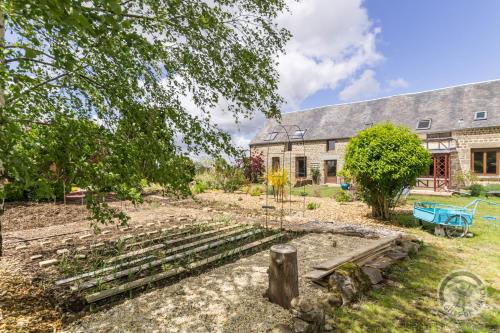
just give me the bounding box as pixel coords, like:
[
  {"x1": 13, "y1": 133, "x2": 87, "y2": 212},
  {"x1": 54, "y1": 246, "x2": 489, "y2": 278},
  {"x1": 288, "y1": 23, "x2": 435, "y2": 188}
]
[
  {"x1": 266, "y1": 244, "x2": 299, "y2": 309},
  {"x1": 0, "y1": 198, "x2": 4, "y2": 257},
  {"x1": 0, "y1": 4, "x2": 5, "y2": 257}
]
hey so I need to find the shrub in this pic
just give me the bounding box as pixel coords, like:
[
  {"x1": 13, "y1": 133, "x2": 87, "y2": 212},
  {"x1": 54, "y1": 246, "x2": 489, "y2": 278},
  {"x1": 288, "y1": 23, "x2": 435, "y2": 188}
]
[
  {"x1": 335, "y1": 190, "x2": 353, "y2": 203},
  {"x1": 455, "y1": 171, "x2": 479, "y2": 188},
  {"x1": 190, "y1": 181, "x2": 207, "y2": 194},
  {"x1": 311, "y1": 168, "x2": 321, "y2": 185},
  {"x1": 468, "y1": 184, "x2": 484, "y2": 197},
  {"x1": 307, "y1": 202, "x2": 320, "y2": 210},
  {"x1": 249, "y1": 185, "x2": 262, "y2": 196},
  {"x1": 343, "y1": 123, "x2": 431, "y2": 220},
  {"x1": 241, "y1": 151, "x2": 265, "y2": 183},
  {"x1": 267, "y1": 168, "x2": 288, "y2": 201}
]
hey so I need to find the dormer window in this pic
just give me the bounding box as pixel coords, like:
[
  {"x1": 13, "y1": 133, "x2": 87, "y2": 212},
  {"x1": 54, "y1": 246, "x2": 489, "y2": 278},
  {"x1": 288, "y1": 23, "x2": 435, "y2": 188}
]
[
  {"x1": 416, "y1": 119, "x2": 432, "y2": 130},
  {"x1": 265, "y1": 132, "x2": 278, "y2": 141},
  {"x1": 290, "y1": 129, "x2": 306, "y2": 140},
  {"x1": 474, "y1": 111, "x2": 487, "y2": 120}
]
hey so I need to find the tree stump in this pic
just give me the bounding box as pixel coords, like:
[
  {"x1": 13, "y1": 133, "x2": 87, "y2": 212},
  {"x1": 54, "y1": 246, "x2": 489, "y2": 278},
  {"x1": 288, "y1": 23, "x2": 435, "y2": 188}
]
[{"x1": 266, "y1": 244, "x2": 299, "y2": 309}]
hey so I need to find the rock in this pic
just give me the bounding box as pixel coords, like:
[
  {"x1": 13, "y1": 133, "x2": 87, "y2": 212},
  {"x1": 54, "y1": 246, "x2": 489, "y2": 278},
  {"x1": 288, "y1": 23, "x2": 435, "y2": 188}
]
[
  {"x1": 400, "y1": 234, "x2": 423, "y2": 244},
  {"x1": 76, "y1": 246, "x2": 87, "y2": 252},
  {"x1": 135, "y1": 224, "x2": 144, "y2": 229},
  {"x1": 466, "y1": 232, "x2": 474, "y2": 238},
  {"x1": 398, "y1": 240, "x2": 420, "y2": 254},
  {"x1": 269, "y1": 324, "x2": 293, "y2": 333},
  {"x1": 292, "y1": 318, "x2": 318, "y2": 333},
  {"x1": 39, "y1": 259, "x2": 58, "y2": 267},
  {"x1": 384, "y1": 249, "x2": 408, "y2": 261},
  {"x1": 90, "y1": 242, "x2": 104, "y2": 249},
  {"x1": 56, "y1": 249, "x2": 70, "y2": 255},
  {"x1": 319, "y1": 291, "x2": 343, "y2": 311},
  {"x1": 30, "y1": 254, "x2": 43, "y2": 261},
  {"x1": 365, "y1": 256, "x2": 396, "y2": 270},
  {"x1": 75, "y1": 254, "x2": 86, "y2": 259},
  {"x1": 102, "y1": 230, "x2": 111, "y2": 235},
  {"x1": 329, "y1": 263, "x2": 371, "y2": 305},
  {"x1": 291, "y1": 297, "x2": 324, "y2": 324},
  {"x1": 15, "y1": 244, "x2": 28, "y2": 250},
  {"x1": 79, "y1": 234, "x2": 92, "y2": 240},
  {"x1": 385, "y1": 279, "x2": 403, "y2": 288},
  {"x1": 361, "y1": 266, "x2": 384, "y2": 285},
  {"x1": 61, "y1": 238, "x2": 73, "y2": 244}
]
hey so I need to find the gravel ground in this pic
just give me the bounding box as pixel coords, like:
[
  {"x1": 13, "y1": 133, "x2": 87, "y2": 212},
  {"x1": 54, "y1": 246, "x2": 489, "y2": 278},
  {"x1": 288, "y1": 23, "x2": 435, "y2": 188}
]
[
  {"x1": 65, "y1": 233, "x2": 379, "y2": 333},
  {"x1": 197, "y1": 191, "x2": 406, "y2": 230}
]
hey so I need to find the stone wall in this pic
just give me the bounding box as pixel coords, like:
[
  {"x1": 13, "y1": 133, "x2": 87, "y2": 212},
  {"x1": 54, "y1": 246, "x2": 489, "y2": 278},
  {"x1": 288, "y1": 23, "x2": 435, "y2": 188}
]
[
  {"x1": 452, "y1": 126, "x2": 500, "y2": 185},
  {"x1": 251, "y1": 139, "x2": 349, "y2": 185},
  {"x1": 252, "y1": 126, "x2": 500, "y2": 188}
]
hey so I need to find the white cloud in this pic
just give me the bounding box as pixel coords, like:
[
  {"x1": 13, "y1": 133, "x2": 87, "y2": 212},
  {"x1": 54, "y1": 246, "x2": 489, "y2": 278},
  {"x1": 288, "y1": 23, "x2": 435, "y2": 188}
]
[
  {"x1": 338, "y1": 69, "x2": 381, "y2": 101},
  {"x1": 388, "y1": 78, "x2": 410, "y2": 89},
  {"x1": 277, "y1": 0, "x2": 383, "y2": 108},
  {"x1": 182, "y1": 0, "x2": 386, "y2": 150}
]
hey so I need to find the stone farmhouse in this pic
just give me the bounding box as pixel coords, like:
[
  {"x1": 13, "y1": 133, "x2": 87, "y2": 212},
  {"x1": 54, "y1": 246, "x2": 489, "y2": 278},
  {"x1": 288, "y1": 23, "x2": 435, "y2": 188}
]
[{"x1": 250, "y1": 80, "x2": 500, "y2": 192}]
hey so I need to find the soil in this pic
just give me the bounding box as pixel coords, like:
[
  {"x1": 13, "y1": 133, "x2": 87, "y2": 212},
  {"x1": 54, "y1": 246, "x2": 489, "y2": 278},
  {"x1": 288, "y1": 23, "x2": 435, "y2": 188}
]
[
  {"x1": 0, "y1": 193, "x2": 401, "y2": 333},
  {"x1": 65, "y1": 233, "x2": 379, "y2": 333}
]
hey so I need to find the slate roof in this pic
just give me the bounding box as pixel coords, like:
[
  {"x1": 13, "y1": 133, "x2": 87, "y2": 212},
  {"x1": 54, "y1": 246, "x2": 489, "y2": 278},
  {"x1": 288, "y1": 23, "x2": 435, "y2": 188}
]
[{"x1": 250, "y1": 79, "x2": 500, "y2": 145}]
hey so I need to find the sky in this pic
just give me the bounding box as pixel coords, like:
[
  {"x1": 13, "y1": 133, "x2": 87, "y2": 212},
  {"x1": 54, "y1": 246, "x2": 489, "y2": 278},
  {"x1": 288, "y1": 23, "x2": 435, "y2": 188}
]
[{"x1": 217, "y1": 0, "x2": 500, "y2": 148}]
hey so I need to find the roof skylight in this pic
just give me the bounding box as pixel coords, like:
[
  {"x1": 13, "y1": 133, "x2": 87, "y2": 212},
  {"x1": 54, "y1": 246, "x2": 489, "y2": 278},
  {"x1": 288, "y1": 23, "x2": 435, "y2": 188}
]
[
  {"x1": 474, "y1": 111, "x2": 487, "y2": 120},
  {"x1": 416, "y1": 119, "x2": 432, "y2": 130},
  {"x1": 264, "y1": 132, "x2": 278, "y2": 141},
  {"x1": 290, "y1": 129, "x2": 306, "y2": 139}
]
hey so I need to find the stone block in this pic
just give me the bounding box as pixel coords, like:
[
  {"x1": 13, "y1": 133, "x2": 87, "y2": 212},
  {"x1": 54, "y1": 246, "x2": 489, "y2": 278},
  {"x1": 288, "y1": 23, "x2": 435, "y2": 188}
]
[{"x1": 361, "y1": 266, "x2": 384, "y2": 285}]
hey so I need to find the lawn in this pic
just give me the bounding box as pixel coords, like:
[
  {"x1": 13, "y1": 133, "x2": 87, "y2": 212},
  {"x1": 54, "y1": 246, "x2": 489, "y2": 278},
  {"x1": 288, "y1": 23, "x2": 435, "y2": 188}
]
[
  {"x1": 289, "y1": 185, "x2": 342, "y2": 198},
  {"x1": 332, "y1": 194, "x2": 500, "y2": 332}
]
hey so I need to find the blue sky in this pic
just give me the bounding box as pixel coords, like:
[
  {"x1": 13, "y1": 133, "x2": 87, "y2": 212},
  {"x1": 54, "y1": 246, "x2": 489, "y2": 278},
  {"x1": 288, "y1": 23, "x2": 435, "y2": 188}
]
[{"x1": 299, "y1": 0, "x2": 500, "y2": 109}]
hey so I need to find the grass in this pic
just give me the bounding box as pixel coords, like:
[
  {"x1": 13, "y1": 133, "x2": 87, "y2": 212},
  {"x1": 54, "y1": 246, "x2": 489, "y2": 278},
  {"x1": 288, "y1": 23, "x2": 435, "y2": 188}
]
[
  {"x1": 290, "y1": 184, "x2": 341, "y2": 198},
  {"x1": 332, "y1": 194, "x2": 500, "y2": 332}
]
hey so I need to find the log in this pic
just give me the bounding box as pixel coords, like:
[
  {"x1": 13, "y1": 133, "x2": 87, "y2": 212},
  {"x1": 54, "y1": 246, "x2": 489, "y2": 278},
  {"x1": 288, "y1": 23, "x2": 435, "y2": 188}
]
[{"x1": 266, "y1": 244, "x2": 299, "y2": 309}]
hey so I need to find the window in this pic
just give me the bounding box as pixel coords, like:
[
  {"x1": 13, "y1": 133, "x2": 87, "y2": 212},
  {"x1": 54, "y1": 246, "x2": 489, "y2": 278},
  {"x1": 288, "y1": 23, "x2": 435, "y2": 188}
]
[
  {"x1": 474, "y1": 111, "x2": 487, "y2": 120},
  {"x1": 264, "y1": 132, "x2": 278, "y2": 141},
  {"x1": 290, "y1": 129, "x2": 306, "y2": 140},
  {"x1": 285, "y1": 142, "x2": 293, "y2": 151},
  {"x1": 427, "y1": 132, "x2": 451, "y2": 139},
  {"x1": 416, "y1": 119, "x2": 432, "y2": 130},
  {"x1": 472, "y1": 149, "x2": 499, "y2": 175},
  {"x1": 327, "y1": 140, "x2": 335, "y2": 151},
  {"x1": 295, "y1": 157, "x2": 307, "y2": 178},
  {"x1": 326, "y1": 160, "x2": 337, "y2": 177},
  {"x1": 271, "y1": 157, "x2": 280, "y2": 171}
]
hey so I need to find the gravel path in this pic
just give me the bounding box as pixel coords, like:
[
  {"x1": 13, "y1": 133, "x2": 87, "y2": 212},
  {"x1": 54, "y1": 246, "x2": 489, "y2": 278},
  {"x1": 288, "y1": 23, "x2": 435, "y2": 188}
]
[{"x1": 65, "y1": 233, "x2": 379, "y2": 333}]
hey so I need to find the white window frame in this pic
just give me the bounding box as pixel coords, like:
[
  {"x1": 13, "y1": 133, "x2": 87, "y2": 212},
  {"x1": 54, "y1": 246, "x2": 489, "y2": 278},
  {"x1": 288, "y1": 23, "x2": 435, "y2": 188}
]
[
  {"x1": 474, "y1": 111, "x2": 487, "y2": 121},
  {"x1": 416, "y1": 119, "x2": 432, "y2": 130}
]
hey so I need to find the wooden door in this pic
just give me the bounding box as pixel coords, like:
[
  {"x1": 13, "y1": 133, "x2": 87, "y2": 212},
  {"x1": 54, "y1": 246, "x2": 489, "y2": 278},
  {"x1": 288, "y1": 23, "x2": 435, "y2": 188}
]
[{"x1": 324, "y1": 160, "x2": 337, "y2": 183}]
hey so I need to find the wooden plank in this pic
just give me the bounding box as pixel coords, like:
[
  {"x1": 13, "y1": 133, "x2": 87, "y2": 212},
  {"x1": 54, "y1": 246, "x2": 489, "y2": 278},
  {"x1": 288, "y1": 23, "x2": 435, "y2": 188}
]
[
  {"x1": 55, "y1": 255, "x2": 157, "y2": 286},
  {"x1": 57, "y1": 226, "x2": 249, "y2": 286},
  {"x1": 73, "y1": 229, "x2": 262, "y2": 291},
  {"x1": 85, "y1": 233, "x2": 283, "y2": 303},
  {"x1": 124, "y1": 221, "x2": 225, "y2": 249},
  {"x1": 108, "y1": 224, "x2": 240, "y2": 264},
  {"x1": 312, "y1": 235, "x2": 400, "y2": 270},
  {"x1": 305, "y1": 235, "x2": 400, "y2": 280}
]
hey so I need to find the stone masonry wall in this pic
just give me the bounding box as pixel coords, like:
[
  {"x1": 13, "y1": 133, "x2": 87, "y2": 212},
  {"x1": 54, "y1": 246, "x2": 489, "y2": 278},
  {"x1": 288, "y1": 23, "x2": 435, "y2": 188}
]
[
  {"x1": 452, "y1": 126, "x2": 500, "y2": 184},
  {"x1": 252, "y1": 126, "x2": 500, "y2": 187},
  {"x1": 251, "y1": 139, "x2": 349, "y2": 185}
]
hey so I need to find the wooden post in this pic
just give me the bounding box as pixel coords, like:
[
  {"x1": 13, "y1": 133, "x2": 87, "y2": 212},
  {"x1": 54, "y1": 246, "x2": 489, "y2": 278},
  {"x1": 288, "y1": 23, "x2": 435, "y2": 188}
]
[{"x1": 266, "y1": 244, "x2": 299, "y2": 309}]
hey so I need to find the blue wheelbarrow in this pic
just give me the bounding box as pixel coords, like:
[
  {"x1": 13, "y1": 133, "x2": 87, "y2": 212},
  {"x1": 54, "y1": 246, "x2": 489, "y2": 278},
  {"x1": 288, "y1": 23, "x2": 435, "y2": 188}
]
[{"x1": 413, "y1": 199, "x2": 499, "y2": 238}]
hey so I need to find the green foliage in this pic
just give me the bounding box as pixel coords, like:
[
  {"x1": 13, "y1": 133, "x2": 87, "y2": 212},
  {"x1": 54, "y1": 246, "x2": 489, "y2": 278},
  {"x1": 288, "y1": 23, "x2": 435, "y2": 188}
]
[
  {"x1": 468, "y1": 184, "x2": 484, "y2": 197},
  {"x1": 311, "y1": 167, "x2": 321, "y2": 185},
  {"x1": 306, "y1": 202, "x2": 320, "y2": 210},
  {"x1": 344, "y1": 123, "x2": 431, "y2": 220},
  {"x1": 248, "y1": 185, "x2": 262, "y2": 196},
  {"x1": 190, "y1": 181, "x2": 208, "y2": 195},
  {"x1": 334, "y1": 190, "x2": 353, "y2": 203},
  {"x1": 454, "y1": 170, "x2": 480, "y2": 188},
  {"x1": 0, "y1": 0, "x2": 288, "y2": 231}
]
